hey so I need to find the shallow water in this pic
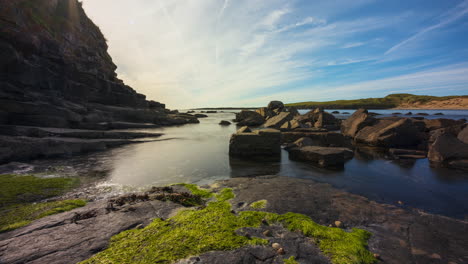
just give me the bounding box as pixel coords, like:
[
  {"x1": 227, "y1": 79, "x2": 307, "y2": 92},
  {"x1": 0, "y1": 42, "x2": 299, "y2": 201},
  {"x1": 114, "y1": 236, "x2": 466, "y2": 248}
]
[{"x1": 2, "y1": 110, "x2": 468, "y2": 219}]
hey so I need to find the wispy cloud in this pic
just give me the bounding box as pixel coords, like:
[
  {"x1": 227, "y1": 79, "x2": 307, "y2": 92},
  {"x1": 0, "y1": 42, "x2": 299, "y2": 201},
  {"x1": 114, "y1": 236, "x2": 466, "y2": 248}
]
[
  {"x1": 342, "y1": 42, "x2": 365, "y2": 48},
  {"x1": 81, "y1": 0, "x2": 468, "y2": 108},
  {"x1": 385, "y1": 0, "x2": 468, "y2": 55}
]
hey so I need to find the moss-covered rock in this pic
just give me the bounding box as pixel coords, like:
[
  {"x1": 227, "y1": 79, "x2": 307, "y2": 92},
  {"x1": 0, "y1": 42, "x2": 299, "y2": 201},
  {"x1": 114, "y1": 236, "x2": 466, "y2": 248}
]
[
  {"x1": 81, "y1": 186, "x2": 375, "y2": 264},
  {"x1": 0, "y1": 174, "x2": 84, "y2": 232}
]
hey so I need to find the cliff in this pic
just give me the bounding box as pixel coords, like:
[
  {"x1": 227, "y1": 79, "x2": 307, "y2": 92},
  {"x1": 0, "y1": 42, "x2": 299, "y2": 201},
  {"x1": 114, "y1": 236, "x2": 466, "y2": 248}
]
[{"x1": 0, "y1": 0, "x2": 195, "y2": 129}]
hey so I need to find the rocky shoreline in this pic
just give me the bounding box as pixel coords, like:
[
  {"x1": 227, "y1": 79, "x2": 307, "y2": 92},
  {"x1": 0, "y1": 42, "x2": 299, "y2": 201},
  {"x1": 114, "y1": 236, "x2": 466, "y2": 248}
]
[
  {"x1": 0, "y1": 0, "x2": 202, "y2": 165},
  {"x1": 1, "y1": 176, "x2": 467, "y2": 264},
  {"x1": 229, "y1": 101, "x2": 468, "y2": 170}
]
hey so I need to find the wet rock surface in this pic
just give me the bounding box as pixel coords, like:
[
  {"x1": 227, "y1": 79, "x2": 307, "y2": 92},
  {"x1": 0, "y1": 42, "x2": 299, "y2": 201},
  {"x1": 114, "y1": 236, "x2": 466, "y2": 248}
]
[
  {"x1": 1, "y1": 176, "x2": 467, "y2": 264},
  {"x1": 176, "y1": 225, "x2": 330, "y2": 264},
  {"x1": 288, "y1": 146, "x2": 354, "y2": 168},
  {"x1": 229, "y1": 129, "x2": 281, "y2": 158}
]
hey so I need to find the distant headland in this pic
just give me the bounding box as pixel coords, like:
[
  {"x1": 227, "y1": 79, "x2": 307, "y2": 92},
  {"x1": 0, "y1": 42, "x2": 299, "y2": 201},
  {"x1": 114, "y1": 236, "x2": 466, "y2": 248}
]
[{"x1": 285, "y1": 93, "x2": 468, "y2": 110}]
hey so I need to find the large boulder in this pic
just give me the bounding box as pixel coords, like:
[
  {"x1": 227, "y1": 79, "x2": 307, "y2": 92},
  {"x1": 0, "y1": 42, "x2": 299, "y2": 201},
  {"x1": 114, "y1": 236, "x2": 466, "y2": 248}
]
[
  {"x1": 255, "y1": 107, "x2": 275, "y2": 120},
  {"x1": 229, "y1": 128, "x2": 281, "y2": 158},
  {"x1": 457, "y1": 125, "x2": 468, "y2": 144},
  {"x1": 341, "y1": 109, "x2": 376, "y2": 138},
  {"x1": 295, "y1": 108, "x2": 340, "y2": 130},
  {"x1": 428, "y1": 133, "x2": 468, "y2": 163},
  {"x1": 234, "y1": 111, "x2": 265, "y2": 126},
  {"x1": 267, "y1": 101, "x2": 285, "y2": 113},
  {"x1": 354, "y1": 117, "x2": 424, "y2": 148},
  {"x1": 423, "y1": 118, "x2": 466, "y2": 131},
  {"x1": 288, "y1": 146, "x2": 354, "y2": 168},
  {"x1": 281, "y1": 132, "x2": 346, "y2": 147},
  {"x1": 286, "y1": 106, "x2": 300, "y2": 116},
  {"x1": 264, "y1": 112, "x2": 294, "y2": 129},
  {"x1": 428, "y1": 124, "x2": 466, "y2": 143}
]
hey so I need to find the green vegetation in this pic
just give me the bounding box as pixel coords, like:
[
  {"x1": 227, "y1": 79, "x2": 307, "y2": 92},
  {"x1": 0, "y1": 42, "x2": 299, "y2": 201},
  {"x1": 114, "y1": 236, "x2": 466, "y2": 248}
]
[
  {"x1": 0, "y1": 174, "x2": 84, "y2": 232},
  {"x1": 0, "y1": 200, "x2": 86, "y2": 233},
  {"x1": 82, "y1": 185, "x2": 376, "y2": 264},
  {"x1": 0, "y1": 174, "x2": 79, "y2": 207},
  {"x1": 172, "y1": 183, "x2": 214, "y2": 198},
  {"x1": 250, "y1": 199, "x2": 267, "y2": 209},
  {"x1": 284, "y1": 256, "x2": 299, "y2": 264},
  {"x1": 286, "y1": 93, "x2": 468, "y2": 109}
]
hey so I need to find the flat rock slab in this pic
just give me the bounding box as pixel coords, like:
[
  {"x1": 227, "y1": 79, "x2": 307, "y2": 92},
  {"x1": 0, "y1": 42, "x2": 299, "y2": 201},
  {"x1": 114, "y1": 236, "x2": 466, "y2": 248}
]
[
  {"x1": 0, "y1": 125, "x2": 163, "y2": 139},
  {"x1": 288, "y1": 146, "x2": 354, "y2": 168},
  {"x1": 219, "y1": 176, "x2": 468, "y2": 264},
  {"x1": 0, "y1": 199, "x2": 183, "y2": 264},
  {"x1": 0, "y1": 135, "x2": 156, "y2": 164}
]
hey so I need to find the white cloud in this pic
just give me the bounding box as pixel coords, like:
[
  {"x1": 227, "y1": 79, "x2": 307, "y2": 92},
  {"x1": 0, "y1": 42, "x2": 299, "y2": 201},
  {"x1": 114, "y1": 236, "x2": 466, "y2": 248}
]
[
  {"x1": 385, "y1": 0, "x2": 468, "y2": 55},
  {"x1": 80, "y1": 0, "x2": 468, "y2": 108}
]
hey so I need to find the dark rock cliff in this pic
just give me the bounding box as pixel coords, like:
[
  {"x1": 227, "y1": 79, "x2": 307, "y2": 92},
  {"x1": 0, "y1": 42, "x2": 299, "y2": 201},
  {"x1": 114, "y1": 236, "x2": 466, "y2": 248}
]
[{"x1": 0, "y1": 0, "x2": 195, "y2": 129}]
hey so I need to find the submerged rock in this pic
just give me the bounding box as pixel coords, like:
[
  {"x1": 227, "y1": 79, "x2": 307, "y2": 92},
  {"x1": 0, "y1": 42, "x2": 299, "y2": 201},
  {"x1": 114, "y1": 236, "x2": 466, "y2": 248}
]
[
  {"x1": 354, "y1": 117, "x2": 424, "y2": 148},
  {"x1": 288, "y1": 146, "x2": 354, "y2": 168},
  {"x1": 428, "y1": 133, "x2": 468, "y2": 164},
  {"x1": 234, "y1": 111, "x2": 265, "y2": 126},
  {"x1": 219, "y1": 120, "x2": 231, "y2": 126},
  {"x1": 229, "y1": 129, "x2": 281, "y2": 158}
]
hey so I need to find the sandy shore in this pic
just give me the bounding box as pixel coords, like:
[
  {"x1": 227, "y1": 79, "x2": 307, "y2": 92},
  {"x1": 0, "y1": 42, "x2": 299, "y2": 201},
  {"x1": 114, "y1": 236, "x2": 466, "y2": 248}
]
[{"x1": 394, "y1": 98, "x2": 468, "y2": 109}]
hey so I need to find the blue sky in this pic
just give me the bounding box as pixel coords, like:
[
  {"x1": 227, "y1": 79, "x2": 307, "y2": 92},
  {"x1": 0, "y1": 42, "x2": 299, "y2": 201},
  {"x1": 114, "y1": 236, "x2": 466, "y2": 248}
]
[{"x1": 82, "y1": 0, "x2": 468, "y2": 108}]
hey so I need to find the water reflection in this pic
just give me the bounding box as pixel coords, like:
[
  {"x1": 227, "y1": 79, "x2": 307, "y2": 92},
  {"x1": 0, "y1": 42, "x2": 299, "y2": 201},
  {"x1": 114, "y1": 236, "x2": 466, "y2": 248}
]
[{"x1": 2, "y1": 111, "x2": 468, "y2": 218}]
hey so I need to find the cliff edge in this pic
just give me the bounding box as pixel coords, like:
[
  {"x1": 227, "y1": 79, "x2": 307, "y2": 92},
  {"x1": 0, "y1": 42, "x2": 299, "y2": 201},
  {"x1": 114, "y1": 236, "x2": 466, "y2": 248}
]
[{"x1": 0, "y1": 0, "x2": 196, "y2": 129}]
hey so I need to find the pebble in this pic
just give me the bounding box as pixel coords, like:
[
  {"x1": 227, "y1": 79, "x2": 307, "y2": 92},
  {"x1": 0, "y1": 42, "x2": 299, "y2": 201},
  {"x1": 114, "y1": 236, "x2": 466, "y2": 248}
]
[
  {"x1": 373, "y1": 253, "x2": 380, "y2": 259},
  {"x1": 272, "y1": 243, "x2": 281, "y2": 250},
  {"x1": 334, "y1": 221, "x2": 343, "y2": 228},
  {"x1": 263, "y1": 230, "x2": 272, "y2": 237},
  {"x1": 277, "y1": 248, "x2": 285, "y2": 255}
]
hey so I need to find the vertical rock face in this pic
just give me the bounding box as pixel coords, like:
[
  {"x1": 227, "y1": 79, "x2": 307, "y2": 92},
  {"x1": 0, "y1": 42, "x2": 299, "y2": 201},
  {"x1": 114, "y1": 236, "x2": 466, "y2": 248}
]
[{"x1": 0, "y1": 0, "x2": 190, "y2": 128}]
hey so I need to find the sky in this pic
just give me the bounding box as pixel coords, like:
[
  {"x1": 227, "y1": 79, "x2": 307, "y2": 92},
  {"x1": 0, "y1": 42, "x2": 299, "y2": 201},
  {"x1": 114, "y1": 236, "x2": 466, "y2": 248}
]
[{"x1": 81, "y1": 0, "x2": 468, "y2": 108}]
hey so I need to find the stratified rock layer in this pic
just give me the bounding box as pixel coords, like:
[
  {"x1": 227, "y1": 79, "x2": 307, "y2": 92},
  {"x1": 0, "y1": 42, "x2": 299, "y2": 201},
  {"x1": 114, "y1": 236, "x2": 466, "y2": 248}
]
[{"x1": 0, "y1": 0, "x2": 194, "y2": 129}]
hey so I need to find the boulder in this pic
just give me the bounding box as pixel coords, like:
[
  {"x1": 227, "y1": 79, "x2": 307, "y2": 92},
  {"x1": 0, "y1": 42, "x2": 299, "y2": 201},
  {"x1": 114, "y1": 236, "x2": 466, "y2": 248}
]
[
  {"x1": 458, "y1": 125, "x2": 468, "y2": 144},
  {"x1": 428, "y1": 124, "x2": 466, "y2": 143},
  {"x1": 234, "y1": 111, "x2": 265, "y2": 126},
  {"x1": 286, "y1": 107, "x2": 300, "y2": 116},
  {"x1": 281, "y1": 132, "x2": 346, "y2": 147},
  {"x1": 194, "y1": 114, "x2": 208, "y2": 118},
  {"x1": 288, "y1": 146, "x2": 354, "y2": 168},
  {"x1": 206, "y1": 111, "x2": 217, "y2": 113},
  {"x1": 295, "y1": 108, "x2": 339, "y2": 130},
  {"x1": 237, "y1": 126, "x2": 252, "y2": 133},
  {"x1": 264, "y1": 112, "x2": 294, "y2": 129},
  {"x1": 423, "y1": 118, "x2": 465, "y2": 131},
  {"x1": 255, "y1": 107, "x2": 275, "y2": 120},
  {"x1": 280, "y1": 119, "x2": 301, "y2": 131},
  {"x1": 354, "y1": 117, "x2": 424, "y2": 148},
  {"x1": 428, "y1": 133, "x2": 468, "y2": 163},
  {"x1": 341, "y1": 109, "x2": 375, "y2": 138},
  {"x1": 229, "y1": 129, "x2": 281, "y2": 158},
  {"x1": 267, "y1": 101, "x2": 284, "y2": 112},
  {"x1": 219, "y1": 120, "x2": 231, "y2": 126}
]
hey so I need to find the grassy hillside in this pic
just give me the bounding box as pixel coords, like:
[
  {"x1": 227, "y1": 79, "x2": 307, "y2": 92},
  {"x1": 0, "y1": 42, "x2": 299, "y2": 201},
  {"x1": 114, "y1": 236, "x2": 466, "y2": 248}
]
[{"x1": 286, "y1": 94, "x2": 468, "y2": 109}]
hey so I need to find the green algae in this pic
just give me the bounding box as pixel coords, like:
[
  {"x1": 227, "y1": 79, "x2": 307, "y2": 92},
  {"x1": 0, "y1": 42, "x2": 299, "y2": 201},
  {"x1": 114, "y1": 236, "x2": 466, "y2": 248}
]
[
  {"x1": 0, "y1": 174, "x2": 84, "y2": 232},
  {"x1": 0, "y1": 174, "x2": 79, "y2": 207},
  {"x1": 81, "y1": 185, "x2": 376, "y2": 264},
  {"x1": 0, "y1": 199, "x2": 86, "y2": 233},
  {"x1": 172, "y1": 183, "x2": 214, "y2": 198},
  {"x1": 284, "y1": 256, "x2": 299, "y2": 264},
  {"x1": 250, "y1": 199, "x2": 267, "y2": 209}
]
